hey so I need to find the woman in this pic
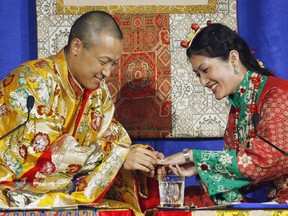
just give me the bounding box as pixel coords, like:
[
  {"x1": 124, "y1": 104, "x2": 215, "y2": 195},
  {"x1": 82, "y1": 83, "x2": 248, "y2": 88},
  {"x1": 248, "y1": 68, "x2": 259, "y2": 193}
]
[{"x1": 158, "y1": 23, "x2": 288, "y2": 206}]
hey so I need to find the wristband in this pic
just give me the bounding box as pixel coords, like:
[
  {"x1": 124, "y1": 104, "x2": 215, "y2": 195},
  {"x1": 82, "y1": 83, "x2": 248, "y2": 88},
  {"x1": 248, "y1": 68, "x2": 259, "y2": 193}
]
[{"x1": 182, "y1": 148, "x2": 191, "y2": 162}]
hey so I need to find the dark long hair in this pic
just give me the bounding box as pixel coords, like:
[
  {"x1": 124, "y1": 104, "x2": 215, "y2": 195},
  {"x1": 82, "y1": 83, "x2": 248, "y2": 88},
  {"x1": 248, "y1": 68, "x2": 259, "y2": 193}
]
[{"x1": 187, "y1": 23, "x2": 273, "y2": 76}]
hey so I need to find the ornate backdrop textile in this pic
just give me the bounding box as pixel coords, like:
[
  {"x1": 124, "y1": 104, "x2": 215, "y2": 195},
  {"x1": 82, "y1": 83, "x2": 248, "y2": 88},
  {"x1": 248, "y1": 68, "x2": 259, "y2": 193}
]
[
  {"x1": 36, "y1": 0, "x2": 237, "y2": 138},
  {"x1": 56, "y1": 0, "x2": 216, "y2": 14}
]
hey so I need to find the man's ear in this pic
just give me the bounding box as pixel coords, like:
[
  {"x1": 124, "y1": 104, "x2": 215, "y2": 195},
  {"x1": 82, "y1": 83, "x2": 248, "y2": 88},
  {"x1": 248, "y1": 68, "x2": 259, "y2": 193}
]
[
  {"x1": 70, "y1": 38, "x2": 82, "y2": 56},
  {"x1": 229, "y1": 50, "x2": 240, "y2": 66}
]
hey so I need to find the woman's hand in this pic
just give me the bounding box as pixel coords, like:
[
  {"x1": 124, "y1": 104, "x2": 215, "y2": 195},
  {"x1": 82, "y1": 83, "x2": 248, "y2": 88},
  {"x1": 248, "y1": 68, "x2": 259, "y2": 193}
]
[
  {"x1": 168, "y1": 163, "x2": 198, "y2": 177},
  {"x1": 157, "y1": 149, "x2": 193, "y2": 166}
]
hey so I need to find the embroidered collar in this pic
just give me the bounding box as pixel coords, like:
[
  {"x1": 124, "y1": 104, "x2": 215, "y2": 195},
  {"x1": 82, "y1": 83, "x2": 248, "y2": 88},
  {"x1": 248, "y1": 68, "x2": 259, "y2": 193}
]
[
  {"x1": 228, "y1": 71, "x2": 251, "y2": 108},
  {"x1": 63, "y1": 48, "x2": 84, "y2": 98},
  {"x1": 67, "y1": 71, "x2": 84, "y2": 99},
  {"x1": 228, "y1": 71, "x2": 267, "y2": 145}
]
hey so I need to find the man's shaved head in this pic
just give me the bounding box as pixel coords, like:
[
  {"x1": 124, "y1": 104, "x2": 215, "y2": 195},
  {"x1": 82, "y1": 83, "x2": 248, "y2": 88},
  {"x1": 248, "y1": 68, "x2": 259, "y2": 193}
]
[{"x1": 67, "y1": 10, "x2": 123, "y2": 49}]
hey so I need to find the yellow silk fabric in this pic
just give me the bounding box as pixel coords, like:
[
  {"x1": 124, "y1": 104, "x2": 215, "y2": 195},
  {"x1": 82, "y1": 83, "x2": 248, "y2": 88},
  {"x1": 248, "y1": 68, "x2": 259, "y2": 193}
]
[{"x1": 0, "y1": 50, "x2": 144, "y2": 215}]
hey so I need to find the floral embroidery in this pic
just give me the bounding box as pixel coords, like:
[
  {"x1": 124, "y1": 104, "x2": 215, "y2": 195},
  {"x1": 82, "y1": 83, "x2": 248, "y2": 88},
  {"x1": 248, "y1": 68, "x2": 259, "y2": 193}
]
[
  {"x1": 102, "y1": 128, "x2": 117, "y2": 142},
  {"x1": 34, "y1": 60, "x2": 49, "y2": 68},
  {"x1": 219, "y1": 154, "x2": 233, "y2": 165},
  {"x1": 60, "y1": 116, "x2": 65, "y2": 126},
  {"x1": 34, "y1": 172, "x2": 46, "y2": 186},
  {"x1": 37, "y1": 105, "x2": 53, "y2": 116},
  {"x1": 36, "y1": 76, "x2": 50, "y2": 105},
  {"x1": 0, "y1": 50, "x2": 132, "y2": 207},
  {"x1": 11, "y1": 89, "x2": 29, "y2": 110},
  {"x1": 91, "y1": 112, "x2": 104, "y2": 132},
  {"x1": 70, "y1": 174, "x2": 88, "y2": 192},
  {"x1": 4, "y1": 153, "x2": 23, "y2": 176},
  {"x1": 247, "y1": 104, "x2": 257, "y2": 115},
  {"x1": 238, "y1": 153, "x2": 252, "y2": 168},
  {"x1": 76, "y1": 177, "x2": 88, "y2": 191},
  {"x1": 66, "y1": 164, "x2": 82, "y2": 174},
  {"x1": 103, "y1": 141, "x2": 112, "y2": 152},
  {"x1": 54, "y1": 84, "x2": 60, "y2": 96},
  {"x1": 193, "y1": 149, "x2": 250, "y2": 203},
  {"x1": 251, "y1": 75, "x2": 261, "y2": 88},
  {"x1": 0, "y1": 103, "x2": 7, "y2": 115},
  {"x1": 33, "y1": 132, "x2": 50, "y2": 153},
  {"x1": 28, "y1": 73, "x2": 40, "y2": 83},
  {"x1": 3, "y1": 74, "x2": 14, "y2": 87},
  {"x1": 18, "y1": 70, "x2": 29, "y2": 86},
  {"x1": 19, "y1": 145, "x2": 28, "y2": 159},
  {"x1": 198, "y1": 162, "x2": 210, "y2": 172},
  {"x1": 77, "y1": 121, "x2": 90, "y2": 134},
  {"x1": 39, "y1": 161, "x2": 55, "y2": 174},
  {"x1": 228, "y1": 71, "x2": 267, "y2": 146},
  {"x1": 240, "y1": 87, "x2": 245, "y2": 95}
]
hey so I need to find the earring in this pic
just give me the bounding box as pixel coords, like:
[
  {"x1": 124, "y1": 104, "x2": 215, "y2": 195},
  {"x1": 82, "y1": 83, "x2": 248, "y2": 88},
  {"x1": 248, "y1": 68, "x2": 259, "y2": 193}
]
[
  {"x1": 231, "y1": 61, "x2": 238, "y2": 75},
  {"x1": 234, "y1": 66, "x2": 239, "y2": 75}
]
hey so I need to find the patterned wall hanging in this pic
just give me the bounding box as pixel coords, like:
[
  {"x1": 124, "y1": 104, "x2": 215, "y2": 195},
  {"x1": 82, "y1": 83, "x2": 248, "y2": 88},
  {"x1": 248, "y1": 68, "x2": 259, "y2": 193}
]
[
  {"x1": 36, "y1": 0, "x2": 237, "y2": 139},
  {"x1": 56, "y1": 0, "x2": 217, "y2": 14}
]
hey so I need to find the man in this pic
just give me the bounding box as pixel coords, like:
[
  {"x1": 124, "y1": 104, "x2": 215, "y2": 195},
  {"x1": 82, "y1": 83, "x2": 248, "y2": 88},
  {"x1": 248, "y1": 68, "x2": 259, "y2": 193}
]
[{"x1": 0, "y1": 11, "x2": 162, "y2": 214}]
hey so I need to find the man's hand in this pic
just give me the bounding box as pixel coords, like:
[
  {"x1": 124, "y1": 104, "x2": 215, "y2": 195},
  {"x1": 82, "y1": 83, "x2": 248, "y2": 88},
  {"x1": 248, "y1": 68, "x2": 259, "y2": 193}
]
[{"x1": 123, "y1": 147, "x2": 164, "y2": 178}]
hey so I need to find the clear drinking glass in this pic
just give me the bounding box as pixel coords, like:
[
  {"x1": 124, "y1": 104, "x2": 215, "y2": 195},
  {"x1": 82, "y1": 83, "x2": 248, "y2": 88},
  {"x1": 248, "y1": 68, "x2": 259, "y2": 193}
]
[{"x1": 158, "y1": 175, "x2": 185, "y2": 208}]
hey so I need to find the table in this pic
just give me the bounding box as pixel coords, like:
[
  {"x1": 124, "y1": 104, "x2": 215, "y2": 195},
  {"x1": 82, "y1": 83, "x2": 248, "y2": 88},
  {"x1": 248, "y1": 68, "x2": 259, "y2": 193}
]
[
  {"x1": 1, "y1": 203, "x2": 287, "y2": 216},
  {"x1": 156, "y1": 203, "x2": 288, "y2": 216},
  {"x1": 0, "y1": 208, "x2": 133, "y2": 216},
  {"x1": 156, "y1": 209, "x2": 288, "y2": 216}
]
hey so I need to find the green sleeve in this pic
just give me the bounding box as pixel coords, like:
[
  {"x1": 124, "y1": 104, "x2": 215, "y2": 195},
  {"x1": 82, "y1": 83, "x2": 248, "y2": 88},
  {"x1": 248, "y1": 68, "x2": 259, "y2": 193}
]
[{"x1": 193, "y1": 149, "x2": 250, "y2": 204}]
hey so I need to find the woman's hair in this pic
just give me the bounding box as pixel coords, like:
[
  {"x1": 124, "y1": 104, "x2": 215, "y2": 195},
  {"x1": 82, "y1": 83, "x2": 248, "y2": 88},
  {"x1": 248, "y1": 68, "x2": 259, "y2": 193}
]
[{"x1": 187, "y1": 23, "x2": 273, "y2": 76}]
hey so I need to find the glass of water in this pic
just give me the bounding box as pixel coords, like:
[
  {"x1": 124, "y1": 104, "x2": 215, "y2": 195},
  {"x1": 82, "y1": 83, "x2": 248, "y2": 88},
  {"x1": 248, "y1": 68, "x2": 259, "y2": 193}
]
[{"x1": 158, "y1": 175, "x2": 185, "y2": 208}]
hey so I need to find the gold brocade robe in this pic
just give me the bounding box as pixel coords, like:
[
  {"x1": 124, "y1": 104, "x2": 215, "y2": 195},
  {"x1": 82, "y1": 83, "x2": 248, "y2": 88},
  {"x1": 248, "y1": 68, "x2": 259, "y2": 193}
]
[{"x1": 0, "y1": 49, "x2": 145, "y2": 215}]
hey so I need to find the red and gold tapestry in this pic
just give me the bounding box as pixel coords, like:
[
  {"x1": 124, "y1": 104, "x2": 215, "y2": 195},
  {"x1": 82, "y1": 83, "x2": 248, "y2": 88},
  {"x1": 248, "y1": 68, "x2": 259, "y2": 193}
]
[
  {"x1": 36, "y1": 0, "x2": 236, "y2": 139},
  {"x1": 111, "y1": 14, "x2": 172, "y2": 138}
]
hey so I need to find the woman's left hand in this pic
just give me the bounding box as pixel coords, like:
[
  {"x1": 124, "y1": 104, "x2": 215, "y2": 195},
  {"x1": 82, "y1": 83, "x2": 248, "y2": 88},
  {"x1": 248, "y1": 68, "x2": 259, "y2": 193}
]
[
  {"x1": 168, "y1": 163, "x2": 198, "y2": 177},
  {"x1": 157, "y1": 149, "x2": 193, "y2": 166}
]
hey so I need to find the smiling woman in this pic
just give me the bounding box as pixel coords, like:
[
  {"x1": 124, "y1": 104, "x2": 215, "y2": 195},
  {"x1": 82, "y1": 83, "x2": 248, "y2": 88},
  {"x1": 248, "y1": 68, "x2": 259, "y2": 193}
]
[
  {"x1": 157, "y1": 23, "x2": 288, "y2": 207},
  {"x1": 190, "y1": 53, "x2": 244, "y2": 100}
]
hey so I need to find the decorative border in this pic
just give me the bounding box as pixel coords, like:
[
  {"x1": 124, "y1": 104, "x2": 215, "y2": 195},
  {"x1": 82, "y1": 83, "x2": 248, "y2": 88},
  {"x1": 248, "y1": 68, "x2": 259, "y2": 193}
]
[{"x1": 56, "y1": 0, "x2": 216, "y2": 14}]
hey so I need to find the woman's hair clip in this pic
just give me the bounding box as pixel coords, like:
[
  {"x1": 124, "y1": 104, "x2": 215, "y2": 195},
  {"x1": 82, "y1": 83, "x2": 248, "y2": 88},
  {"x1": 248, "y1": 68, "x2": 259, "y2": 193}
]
[
  {"x1": 251, "y1": 49, "x2": 265, "y2": 69},
  {"x1": 180, "y1": 20, "x2": 212, "y2": 48}
]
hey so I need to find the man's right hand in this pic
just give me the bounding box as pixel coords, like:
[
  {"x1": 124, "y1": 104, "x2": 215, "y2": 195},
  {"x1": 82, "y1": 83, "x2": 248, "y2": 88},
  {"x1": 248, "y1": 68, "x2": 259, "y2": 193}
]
[{"x1": 123, "y1": 147, "x2": 164, "y2": 178}]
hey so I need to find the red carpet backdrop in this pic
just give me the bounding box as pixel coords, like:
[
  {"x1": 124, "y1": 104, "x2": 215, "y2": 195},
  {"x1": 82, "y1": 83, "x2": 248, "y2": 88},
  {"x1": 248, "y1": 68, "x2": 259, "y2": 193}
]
[{"x1": 36, "y1": 0, "x2": 236, "y2": 139}]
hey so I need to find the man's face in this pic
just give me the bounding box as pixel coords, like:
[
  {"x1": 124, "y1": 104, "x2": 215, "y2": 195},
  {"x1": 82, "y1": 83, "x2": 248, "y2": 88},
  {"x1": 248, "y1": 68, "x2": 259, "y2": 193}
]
[{"x1": 70, "y1": 32, "x2": 123, "y2": 90}]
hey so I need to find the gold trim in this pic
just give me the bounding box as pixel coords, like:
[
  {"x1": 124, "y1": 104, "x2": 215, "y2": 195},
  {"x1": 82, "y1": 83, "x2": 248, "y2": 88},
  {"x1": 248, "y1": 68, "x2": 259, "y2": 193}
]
[{"x1": 56, "y1": 0, "x2": 216, "y2": 14}]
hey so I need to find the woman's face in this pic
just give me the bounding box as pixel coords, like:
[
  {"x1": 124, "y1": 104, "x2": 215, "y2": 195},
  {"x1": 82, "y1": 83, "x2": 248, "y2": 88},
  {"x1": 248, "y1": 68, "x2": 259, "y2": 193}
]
[{"x1": 190, "y1": 54, "x2": 244, "y2": 100}]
